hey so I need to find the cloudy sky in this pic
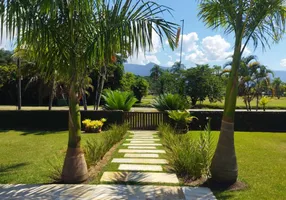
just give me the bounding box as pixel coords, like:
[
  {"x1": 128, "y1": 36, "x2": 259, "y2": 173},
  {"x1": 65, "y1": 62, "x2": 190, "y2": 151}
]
[
  {"x1": 1, "y1": 0, "x2": 286, "y2": 71},
  {"x1": 127, "y1": 0, "x2": 286, "y2": 71}
]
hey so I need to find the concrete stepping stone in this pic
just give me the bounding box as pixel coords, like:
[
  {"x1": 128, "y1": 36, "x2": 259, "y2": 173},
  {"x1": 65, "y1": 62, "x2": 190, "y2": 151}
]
[
  {"x1": 129, "y1": 141, "x2": 155, "y2": 143},
  {"x1": 100, "y1": 172, "x2": 179, "y2": 184},
  {"x1": 118, "y1": 164, "x2": 163, "y2": 171},
  {"x1": 128, "y1": 146, "x2": 156, "y2": 149},
  {"x1": 129, "y1": 136, "x2": 156, "y2": 139},
  {"x1": 123, "y1": 143, "x2": 162, "y2": 146},
  {"x1": 124, "y1": 153, "x2": 159, "y2": 158},
  {"x1": 119, "y1": 149, "x2": 166, "y2": 153},
  {"x1": 126, "y1": 138, "x2": 160, "y2": 141},
  {"x1": 112, "y1": 158, "x2": 168, "y2": 164}
]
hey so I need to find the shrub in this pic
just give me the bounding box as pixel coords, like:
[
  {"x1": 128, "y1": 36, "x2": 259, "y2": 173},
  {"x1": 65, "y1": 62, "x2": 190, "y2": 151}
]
[
  {"x1": 132, "y1": 77, "x2": 149, "y2": 103},
  {"x1": 152, "y1": 93, "x2": 189, "y2": 111},
  {"x1": 102, "y1": 90, "x2": 137, "y2": 111},
  {"x1": 259, "y1": 96, "x2": 270, "y2": 111},
  {"x1": 167, "y1": 110, "x2": 198, "y2": 133},
  {"x1": 82, "y1": 118, "x2": 106, "y2": 132},
  {"x1": 84, "y1": 123, "x2": 129, "y2": 166},
  {"x1": 158, "y1": 119, "x2": 214, "y2": 181}
]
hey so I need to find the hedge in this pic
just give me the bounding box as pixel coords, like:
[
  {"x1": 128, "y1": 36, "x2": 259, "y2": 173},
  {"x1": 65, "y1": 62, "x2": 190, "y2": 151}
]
[
  {"x1": 189, "y1": 111, "x2": 286, "y2": 132},
  {"x1": 0, "y1": 110, "x2": 124, "y2": 130}
]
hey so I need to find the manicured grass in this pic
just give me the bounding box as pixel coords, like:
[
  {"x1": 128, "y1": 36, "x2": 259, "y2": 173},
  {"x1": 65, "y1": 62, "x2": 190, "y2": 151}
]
[
  {"x1": 0, "y1": 130, "x2": 100, "y2": 184},
  {"x1": 198, "y1": 97, "x2": 286, "y2": 109},
  {"x1": 188, "y1": 131, "x2": 286, "y2": 200}
]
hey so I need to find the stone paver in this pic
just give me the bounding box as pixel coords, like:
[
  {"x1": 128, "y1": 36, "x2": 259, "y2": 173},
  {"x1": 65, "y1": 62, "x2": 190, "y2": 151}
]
[
  {"x1": 119, "y1": 149, "x2": 166, "y2": 153},
  {"x1": 129, "y1": 136, "x2": 156, "y2": 139},
  {"x1": 130, "y1": 140, "x2": 155, "y2": 143},
  {"x1": 126, "y1": 138, "x2": 160, "y2": 141},
  {"x1": 0, "y1": 184, "x2": 216, "y2": 200},
  {"x1": 124, "y1": 153, "x2": 159, "y2": 158},
  {"x1": 112, "y1": 158, "x2": 168, "y2": 164},
  {"x1": 128, "y1": 146, "x2": 156, "y2": 149},
  {"x1": 123, "y1": 143, "x2": 162, "y2": 146},
  {"x1": 101, "y1": 172, "x2": 179, "y2": 184},
  {"x1": 118, "y1": 164, "x2": 163, "y2": 171}
]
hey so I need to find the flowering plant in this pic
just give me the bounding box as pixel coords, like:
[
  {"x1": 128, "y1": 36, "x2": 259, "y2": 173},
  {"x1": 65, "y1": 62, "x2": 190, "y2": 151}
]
[{"x1": 82, "y1": 118, "x2": 107, "y2": 133}]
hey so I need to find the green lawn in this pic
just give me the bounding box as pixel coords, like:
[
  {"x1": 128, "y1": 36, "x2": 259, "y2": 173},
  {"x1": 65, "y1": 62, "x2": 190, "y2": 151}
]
[
  {"x1": 200, "y1": 97, "x2": 286, "y2": 109},
  {"x1": 188, "y1": 131, "x2": 286, "y2": 200},
  {"x1": 0, "y1": 130, "x2": 98, "y2": 184}
]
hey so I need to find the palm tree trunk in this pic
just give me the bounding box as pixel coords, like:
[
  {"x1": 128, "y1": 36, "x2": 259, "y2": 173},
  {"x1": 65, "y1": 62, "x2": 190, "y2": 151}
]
[
  {"x1": 94, "y1": 73, "x2": 101, "y2": 110},
  {"x1": 210, "y1": 37, "x2": 241, "y2": 184},
  {"x1": 17, "y1": 58, "x2": 21, "y2": 110},
  {"x1": 49, "y1": 76, "x2": 56, "y2": 111},
  {"x1": 61, "y1": 80, "x2": 88, "y2": 183},
  {"x1": 96, "y1": 66, "x2": 106, "y2": 110},
  {"x1": 82, "y1": 92, "x2": 87, "y2": 111}
]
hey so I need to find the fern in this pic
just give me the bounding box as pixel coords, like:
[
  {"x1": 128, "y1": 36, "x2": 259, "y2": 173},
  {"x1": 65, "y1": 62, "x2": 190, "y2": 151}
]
[
  {"x1": 152, "y1": 93, "x2": 189, "y2": 111},
  {"x1": 102, "y1": 90, "x2": 137, "y2": 111}
]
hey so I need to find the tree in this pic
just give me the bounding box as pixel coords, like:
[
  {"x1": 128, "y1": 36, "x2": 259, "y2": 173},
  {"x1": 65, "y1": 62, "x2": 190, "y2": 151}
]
[
  {"x1": 132, "y1": 77, "x2": 149, "y2": 102},
  {"x1": 198, "y1": 0, "x2": 286, "y2": 184},
  {"x1": 150, "y1": 64, "x2": 163, "y2": 81},
  {"x1": 185, "y1": 64, "x2": 224, "y2": 106},
  {"x1": 1, "y1": 0, "x2": 178, "y2": 183},
  {"x1": 272, "y1": 77, "x2": 283, "y2": 99},
  {"x1": 120, "y1": 72, "x2": 137, "y2": 91},
  {"x1": 170, "y1": 61, "x2": 186, "y2": 74}
]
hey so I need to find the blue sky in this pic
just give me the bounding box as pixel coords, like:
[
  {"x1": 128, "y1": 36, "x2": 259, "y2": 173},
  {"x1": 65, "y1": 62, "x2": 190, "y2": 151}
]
[
  {"x1": 127, "y1": 0, "x2": 286, "y2": 71},
  {"x1": 1, "y1": 0, "x2": 286, "y2": 71}
]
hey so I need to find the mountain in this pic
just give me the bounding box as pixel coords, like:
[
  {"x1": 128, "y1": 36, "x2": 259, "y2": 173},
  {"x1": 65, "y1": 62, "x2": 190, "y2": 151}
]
[
  {"x1": 272, "y1": 70, "x2": 286, "y2": 82},
  {"x1": 124, "y1": 63, "x2": 286, "y2": 82},
  {"x1": 124, "y1": 62, "x2": 168, "y2": 76}
]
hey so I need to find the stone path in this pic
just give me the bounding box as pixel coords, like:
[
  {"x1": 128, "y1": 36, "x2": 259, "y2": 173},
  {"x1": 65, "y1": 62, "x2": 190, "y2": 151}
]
[
  {"x1": 0, "y1": 184, "x2": 216, "y2": 199},
  {"x1": 100, "y1": 130, "x2": 179, "y2": 184}
]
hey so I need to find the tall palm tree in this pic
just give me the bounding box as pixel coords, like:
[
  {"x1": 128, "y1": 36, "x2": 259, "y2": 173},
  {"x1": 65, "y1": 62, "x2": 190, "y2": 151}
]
[
  {"x1": 272, "y1": 77, "x2": 283, "y2": 98},
  {"x1": 198, "y1": 0, "x2": 286, "y2": 184},
  {"x1": 1, "y1": 0, "x2": 178, "y2": 183},
  {"x1": 150, "y1": 64, "x2": 163, "y2": 81}
]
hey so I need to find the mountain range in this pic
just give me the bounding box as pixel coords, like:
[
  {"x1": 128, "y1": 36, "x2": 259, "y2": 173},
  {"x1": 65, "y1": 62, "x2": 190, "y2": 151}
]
[{"x1": 124, "y1": 62, "x2": 286, "y2": 82}]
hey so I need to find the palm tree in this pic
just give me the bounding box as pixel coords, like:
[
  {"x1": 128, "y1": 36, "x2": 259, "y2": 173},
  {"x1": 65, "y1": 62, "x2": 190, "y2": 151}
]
[
  {"x1": 224, "y1": 55, "x2": 259, "y2": 111},
  {"x1": 198, "y1": 0, "x2": 286, "y2": 184},
  {"x1": 170, "y1": 61, "x2": 186, "y2": 74},
  {"x1": 272, "y1": 77, "x2": 283, "y2": 98},
  {"x1": 150, "y1": 64, "x2": 163, "y2": 81},
  {"x1": 1, "y1": 0, "x2": 178, "y2": 183}
]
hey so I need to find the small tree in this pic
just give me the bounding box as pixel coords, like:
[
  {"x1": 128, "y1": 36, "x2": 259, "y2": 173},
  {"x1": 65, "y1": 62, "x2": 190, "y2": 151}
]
[{"x1": 132, "y1": 77, "x2": 149, "y2": 102}]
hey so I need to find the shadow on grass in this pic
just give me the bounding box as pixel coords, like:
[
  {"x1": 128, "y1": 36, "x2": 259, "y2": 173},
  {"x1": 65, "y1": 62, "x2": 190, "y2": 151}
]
[
  {"x1": 20, "y1": 130, "x2": 66, "y2": 136},
  {"x1": 0, "y1": 163, "x2": 29, "y2": 181}
]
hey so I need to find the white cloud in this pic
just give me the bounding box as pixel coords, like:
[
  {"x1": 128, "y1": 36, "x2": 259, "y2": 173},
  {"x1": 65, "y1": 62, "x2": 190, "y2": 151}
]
[
  {"x1": 128, "y1": 52, "x2": 160, "y2": 65},
  {"x1": 184, "y1": 35, "x2": 233, "y2": 64},
  {"x1": 167, "y1": 61, "x2": 174, "y2": 67},
  {"x1": 280, "y1": 59, "x2": 286, "y2": 67}
]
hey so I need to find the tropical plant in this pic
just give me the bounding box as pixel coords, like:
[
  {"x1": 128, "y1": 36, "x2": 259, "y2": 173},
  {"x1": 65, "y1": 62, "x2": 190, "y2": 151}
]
[
  {"x1": 198, "y1": 0, "x2": 286, "y2": 184},
  {"x1": 150, "y1": 64, "x2": 163, "y2": 81},
  {"x1": 1, "y1": 0, "x2": 178, "y2": 183},
  {"x1": 167, "y1": 110, "x2": 198, "y2": 133},
  {"x1": 84, "y1": 123, "x2": 129, "y2": 166},
  {"x1": 102, "y1": 90, "x2": 137, "y2": 111},
  {"x1": 120, "y1": 72, "x2": 137, "y2": 91},
  {"x1": 259, "y1": 96, "x2": 270, "y2": 111},
  {"x1": 152, "y1": 93, "x2": 189, "y2": 111},
  {"x1": 158, "y1": 120, "x2": 214, "y2": 180},
  {"x1": 272, "y1": 77, "x2": 283, "y2": 98}
]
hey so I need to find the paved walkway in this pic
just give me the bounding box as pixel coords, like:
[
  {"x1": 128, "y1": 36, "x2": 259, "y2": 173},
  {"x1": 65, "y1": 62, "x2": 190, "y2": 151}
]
[
  {"x1": 0, "y1": 131, "x2": 216, "y2": 199},
  {"x1": 0, "y1": 184, "x2": 215, "y2": 199}
]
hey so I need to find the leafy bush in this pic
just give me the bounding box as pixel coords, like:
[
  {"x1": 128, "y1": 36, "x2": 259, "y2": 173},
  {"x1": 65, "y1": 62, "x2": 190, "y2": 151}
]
[
  {"x1": 158, "y1": 120, "x2": 214, "y2": 181},
  {"x1": 152, "y1": 93, "x2": 189, "y2": 111},
  {"x1": 168, "y1": 110, "x2": 198, "y2": 133},
  {"x1": 259, "y1": 96, "x2": 270, "y2": 111},
  {"x1": 84, "y1": 123, "x2": 129, "y2": 166},
  {"x1": 102, "y1": 90, "x2": 137, "y2": 111},
  {"x1": 132, "y1": 77, "x2": 149, "y2": 103}
]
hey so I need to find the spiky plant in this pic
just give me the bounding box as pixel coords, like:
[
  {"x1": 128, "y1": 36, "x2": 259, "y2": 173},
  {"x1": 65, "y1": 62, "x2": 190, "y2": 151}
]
[
  {"x1": 102, "y1": 90, "x2": 137, "y2": 111},
  {"x1": 152, "y1": 93, "x2": 189, "y2": 111}
]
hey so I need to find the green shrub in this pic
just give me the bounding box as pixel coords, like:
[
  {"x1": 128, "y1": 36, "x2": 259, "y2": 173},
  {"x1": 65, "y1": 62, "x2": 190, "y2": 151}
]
[
  {"x1": 84, "y1": 123, "x2": 129, "y2": 166},
  {"x1": 152, "y1": 93, "x2": 189, "y2": 111},
  {"x1": 102, "y1": 90, "x2": 137, "y2": 111},
  {"x1": 158, "y1": 120, "x2": 214, "y2": 181},
  {"x1": 167, "y1": 110, "x2": 198, "y2": 133}
]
